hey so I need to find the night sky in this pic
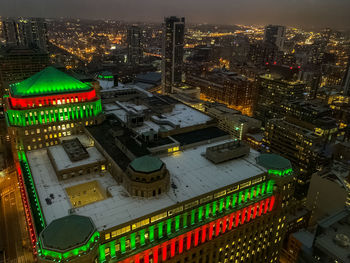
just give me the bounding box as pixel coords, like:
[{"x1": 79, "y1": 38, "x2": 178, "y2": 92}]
[{"x1": 1, "y1": 0, "x2": 350, "y2": 29}]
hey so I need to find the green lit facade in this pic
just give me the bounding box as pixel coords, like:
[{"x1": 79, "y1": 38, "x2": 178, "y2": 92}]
[{"x1": 5, "y1": 66, "x2": 104, "y2": 151}]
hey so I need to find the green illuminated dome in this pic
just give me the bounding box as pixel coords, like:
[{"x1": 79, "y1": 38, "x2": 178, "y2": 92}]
[
  {"x1": 256, "y1": 153, "x2": 292, "y2": 176},
  {"x1": 130, "y1": 155, "x2": 164, "y2": 173},
  {"x1": 40, "y1": 215, "x2": 96, "y2": 252},
  {"x1": 10, "y1": 66, "x2": 92, "y2": 97},
  {"x1": 97, "y1": 71, "x2": 114, "y2": 80}
]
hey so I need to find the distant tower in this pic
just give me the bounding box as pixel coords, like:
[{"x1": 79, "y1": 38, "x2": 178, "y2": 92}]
[
  {"x1": 342, "y1": 59, "x2": 350, "y2": 96},
  {"x1": 127, "y1": 26, "x2": 142, "y2": 65},
  {"x1": 2, "y1": 17, "x2": 48, "y2": 52},
  {"x1": 264, "y1": 25, "x2": 286, "y2": 51},
  {"x1": 161, "y1": 16, "x2": 185, "y2": 94}
]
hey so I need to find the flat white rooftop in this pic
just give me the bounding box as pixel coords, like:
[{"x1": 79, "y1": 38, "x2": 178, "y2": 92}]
[
  {"x1": 105, "y1": 101, "x2": 212, "y2": 135},
  {"x1": 48, "y1": 145, "x2": 105, "y2": 171},
  {"x1": 28, "y1": 138, "x2": 266, "y2": 231}
]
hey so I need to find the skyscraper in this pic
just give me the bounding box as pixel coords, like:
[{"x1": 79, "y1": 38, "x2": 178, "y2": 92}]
[
  {"x1": 127, "y1": 26, "x2": 142, "y2": 65},
  {"x1": 161, "y1": 16, "x2": 185, "y2": 94},
  {"x1": 264, "y1": 25, "x2": 286, "y2": 51},
  {"x1": 342, "y1": 59, "x2": 350, "y2": 96},
  {"x1": 2, "y1": 17, "x2": 48, "y2": 52}
]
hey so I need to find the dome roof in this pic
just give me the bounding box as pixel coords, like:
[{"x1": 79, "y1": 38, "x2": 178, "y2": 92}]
[{"x1": 130, "y1": 155, "x2": 164, "y2": 173}]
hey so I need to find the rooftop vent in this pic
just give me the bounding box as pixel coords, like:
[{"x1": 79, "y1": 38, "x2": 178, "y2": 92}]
[
  {"x1": 206, "y1": 140, "x2": 250, "y2": 164},
  {"x1": 62, "y1": 138, "x2": 89, "y2": 162}
]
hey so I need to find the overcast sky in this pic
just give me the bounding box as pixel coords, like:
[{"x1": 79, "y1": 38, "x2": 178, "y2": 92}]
[{"x1": 1, "y1": 0, "x2": 349, "y2": 29}]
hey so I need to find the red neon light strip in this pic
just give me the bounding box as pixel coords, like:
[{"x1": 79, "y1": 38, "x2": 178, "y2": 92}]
[
  {"x1": 247, "y1": 205, "x2": 252, "y2": 222},
  {"x1": 171, "y1": 240, "x2": 175, "y2": 257},
  {"x1": 228, "y1": 213, "x2": 234, "y2": 230},
  {"x1": 215, "y1": 219, "x2": 221, "y2": 236},
  {"x1": 222, "y1": 216, "x2": 227, "y2": 233},
  {"x1": 235, "y1": 211, "x2": 240, "y2": 227},
  {"x1": 162, "y1": 243, "x2": 167, "y2": 261},
  {"x1": 264, "y1": 198, "x2": 270, "y2": 214},
  {"x1": 269, "y1": 196, "x2": 275, "y2": 211},
  {"x1": 186, "y1": 232, "x2": 191, "y2": 250},
  {"x1": 153, "y1": 246, "x2": 158, "y2": 263},
  {"x1": 118, "y1": 196, "x2": 276, "y2": 263},
  {"x1": 8, "y1": 89, "x2": 97, "y2": 109},
  {"x1": 209, "y1": 222, "x2": 214, "y2": 240},
  {"x1": 178, "y1": 236, "x2": 184, "y2": 254},
  {"x1": 253, "y1": 202, "x2": 258, "y2": 219}
]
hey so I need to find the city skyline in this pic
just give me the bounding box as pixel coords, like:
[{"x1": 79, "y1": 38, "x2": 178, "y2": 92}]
[{"x1": 1, "y1": 0, "x2": 350, "y2": 29}]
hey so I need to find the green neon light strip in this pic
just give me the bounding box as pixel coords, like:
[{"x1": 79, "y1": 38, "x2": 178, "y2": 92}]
[
  {"x1": 268, "y1": 168, "x2": 293, "y2": 177},
  {"x1": 39, "y1": 231, "x2": 100, "y2": 260},
  {"x1": 99, "y1": 179, "x2": 276, "y2": 261},
  {"x1": 6, "y1": 100, "x2": 102, "y2": 127},
  {"x1": 158, "y1": 222, "x2": 163, "y2": 238},
  {"x1": 167, "y1": 219, "x2": 172, "y2": 235},
  {"x1": 18, "y1": 151, "x2": 45, "y2": 234}
]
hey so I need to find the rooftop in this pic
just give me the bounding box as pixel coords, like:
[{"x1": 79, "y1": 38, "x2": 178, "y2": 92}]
[
  {"x1": 28, "y1": 137, "x2": 267, "y2": 231},
  {"x1": 130, "y1": 156, "x2": 163, "y2": 173},
  {"x1": 9, "y1": 66, "x2": 92, "y2": 97},
  {"x1": 40, "y1": 215, "x2": 95, "y2": 251},
  {"x1": 47, "y1": 144, "x2": 105, "y2": 172}
]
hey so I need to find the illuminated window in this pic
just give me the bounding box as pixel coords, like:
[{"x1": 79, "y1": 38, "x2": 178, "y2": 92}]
[{"x1": 105, "y1": 233, "x2": 111, "y2": 240}]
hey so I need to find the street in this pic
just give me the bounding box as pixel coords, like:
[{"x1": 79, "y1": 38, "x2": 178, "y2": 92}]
[{"x1": 0, "y1": 172, "x2": 35, "y2": 263}]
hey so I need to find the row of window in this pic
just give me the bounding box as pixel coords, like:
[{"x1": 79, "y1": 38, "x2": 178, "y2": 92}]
[
  {"x1": 100, "y1": 196, "x2": 275, "y2": 262},
  {"x1": 104, "y1": 178, "x2": 271, "y2": 243}
]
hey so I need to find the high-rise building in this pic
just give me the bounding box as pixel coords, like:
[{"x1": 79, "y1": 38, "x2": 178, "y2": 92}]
[
  {"x1": 342, "y1": 59, "x2": 350, "y2": 96},
  {"x1": 127, "y1": 26, "x2": 142, "y2": 65},
  {"x1": 15, "y1": 86, "x2": 296, "y2": 263},
  {"x1": 2, "y1": 17, "x2": 48, "y2": 51},
  {"x1": 254, "y1": 74, "x2": 305, "y2": 125},
  {"x1": 161, "y1": 16, "x2": 185, "y2": 94},
  {"x1": 0, "y1": 47, "x2": 49, "y2": 95},
  {"x1": 264, "y1": 25, "x2": 286, "y2": 51},
  {"x1": 4, "y1": 66, "x2": 104, "y2": 151}
]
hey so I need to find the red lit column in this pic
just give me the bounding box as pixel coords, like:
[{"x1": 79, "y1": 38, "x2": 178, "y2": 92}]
[
  {"x1": 162, "y1": 243, "x2": 167, "y2": 261},
  {"x1": 264, "y1": 198, "x2": 270, "y2": 214},
  {"x1": 209, "y1": 222, "x2": 214, "y2": 240},
  {"x1": 215, "y1": 219, "x2": 221, "y2": 236},
  {"x1": 153, "y1": 246, "x2": 159, "y2": 263},
  {"x1": 253, "y1": 202, "x2": 258, "y2": 219},
  {"x1": 171, "y1": 240, "x2": 176, "y2": 257},
  {"x1": 246, "y1": 205, "x2": 252, "y2": 222},
  {"x1": 144, "y1": 251, "x2": 149, "y2": 263},
  {"x1": 194, "y1": 228, "x2": 200, "y2": 247},
  {"x1": 228, "y1": 213, "x2": 234, "y2": 230},
  {"x1": 241, "y1": 208, "x2": 246, "y2": 224},
  {"x1": 186, "y1": 232, "x2": 192, "y2": 250},
  {"x1": 135, "y1": 254, "x2": 140, "y2": 263},
  {"x1": 259, "y1": 200, "x2": 264, "y2": 216},
  {"x1": 222, "y1": 216, "x2": 227, "y2": 233},
  {"x1": 269, "y1": 196, "x2": 275, "y2": 211},
  {"x1": 201, "y1": 225, "x2": 207, "y2": 243},
  {"x1": 179, "y1": 235, "x2": 184, "y2": 254},
  {"x1": 235, "y1": 211, "x2": 240, "y2": 227}
]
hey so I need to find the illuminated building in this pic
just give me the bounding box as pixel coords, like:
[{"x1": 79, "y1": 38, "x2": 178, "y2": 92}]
[
  {"x1": 127, "y1": 26, "x2": 142, "y2": 65},
  {"x1": 342, "y1": 59, "x2": 350, "y2": 96},
  {"x1": 264, "y1": 25, "x2": 286, "y2": 51},
  {"x1": 254, "y1": 74, "x2": 305, "y2": 125},
  {"x1": 186, "y1": 69, "x2": 255, "y2": 116},
  {"x1": 0, "y1": 47, "x2": 49, "y2": 109},
  {"x1": 305, "y1": 162, "x2": 350, "y2": 226},
  {"x1": 2, "y1": 17, "x2": 48, "y2": 52},
  {"x1": 285, "y1": 209, "x2": 350, "y2": 263},
  {"x1": 162, "y1": 16, "x2": 185, "y2": 94},
  {"x1": 4, "y1": 66, "x2": 104, "y2": 151},
  {"x1": 16, "y1": 87, "x2": 296, "y2": 263}
]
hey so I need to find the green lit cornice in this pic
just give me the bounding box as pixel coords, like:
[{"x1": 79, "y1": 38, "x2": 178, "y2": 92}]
[{"x1": 10, "y1": 67, "x2": 92, "y2": 97}]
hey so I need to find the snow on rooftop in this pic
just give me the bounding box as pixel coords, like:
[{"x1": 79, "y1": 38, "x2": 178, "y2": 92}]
[
  {"x1": 28, "y1": 138, "x2": 266, "y2": 231},
  {"x1": 106, "y1": 101, "x2": 212, "y2": 135},
  {"x1": 48, "y1": 145, "x2": 105, "y2": 171}
]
